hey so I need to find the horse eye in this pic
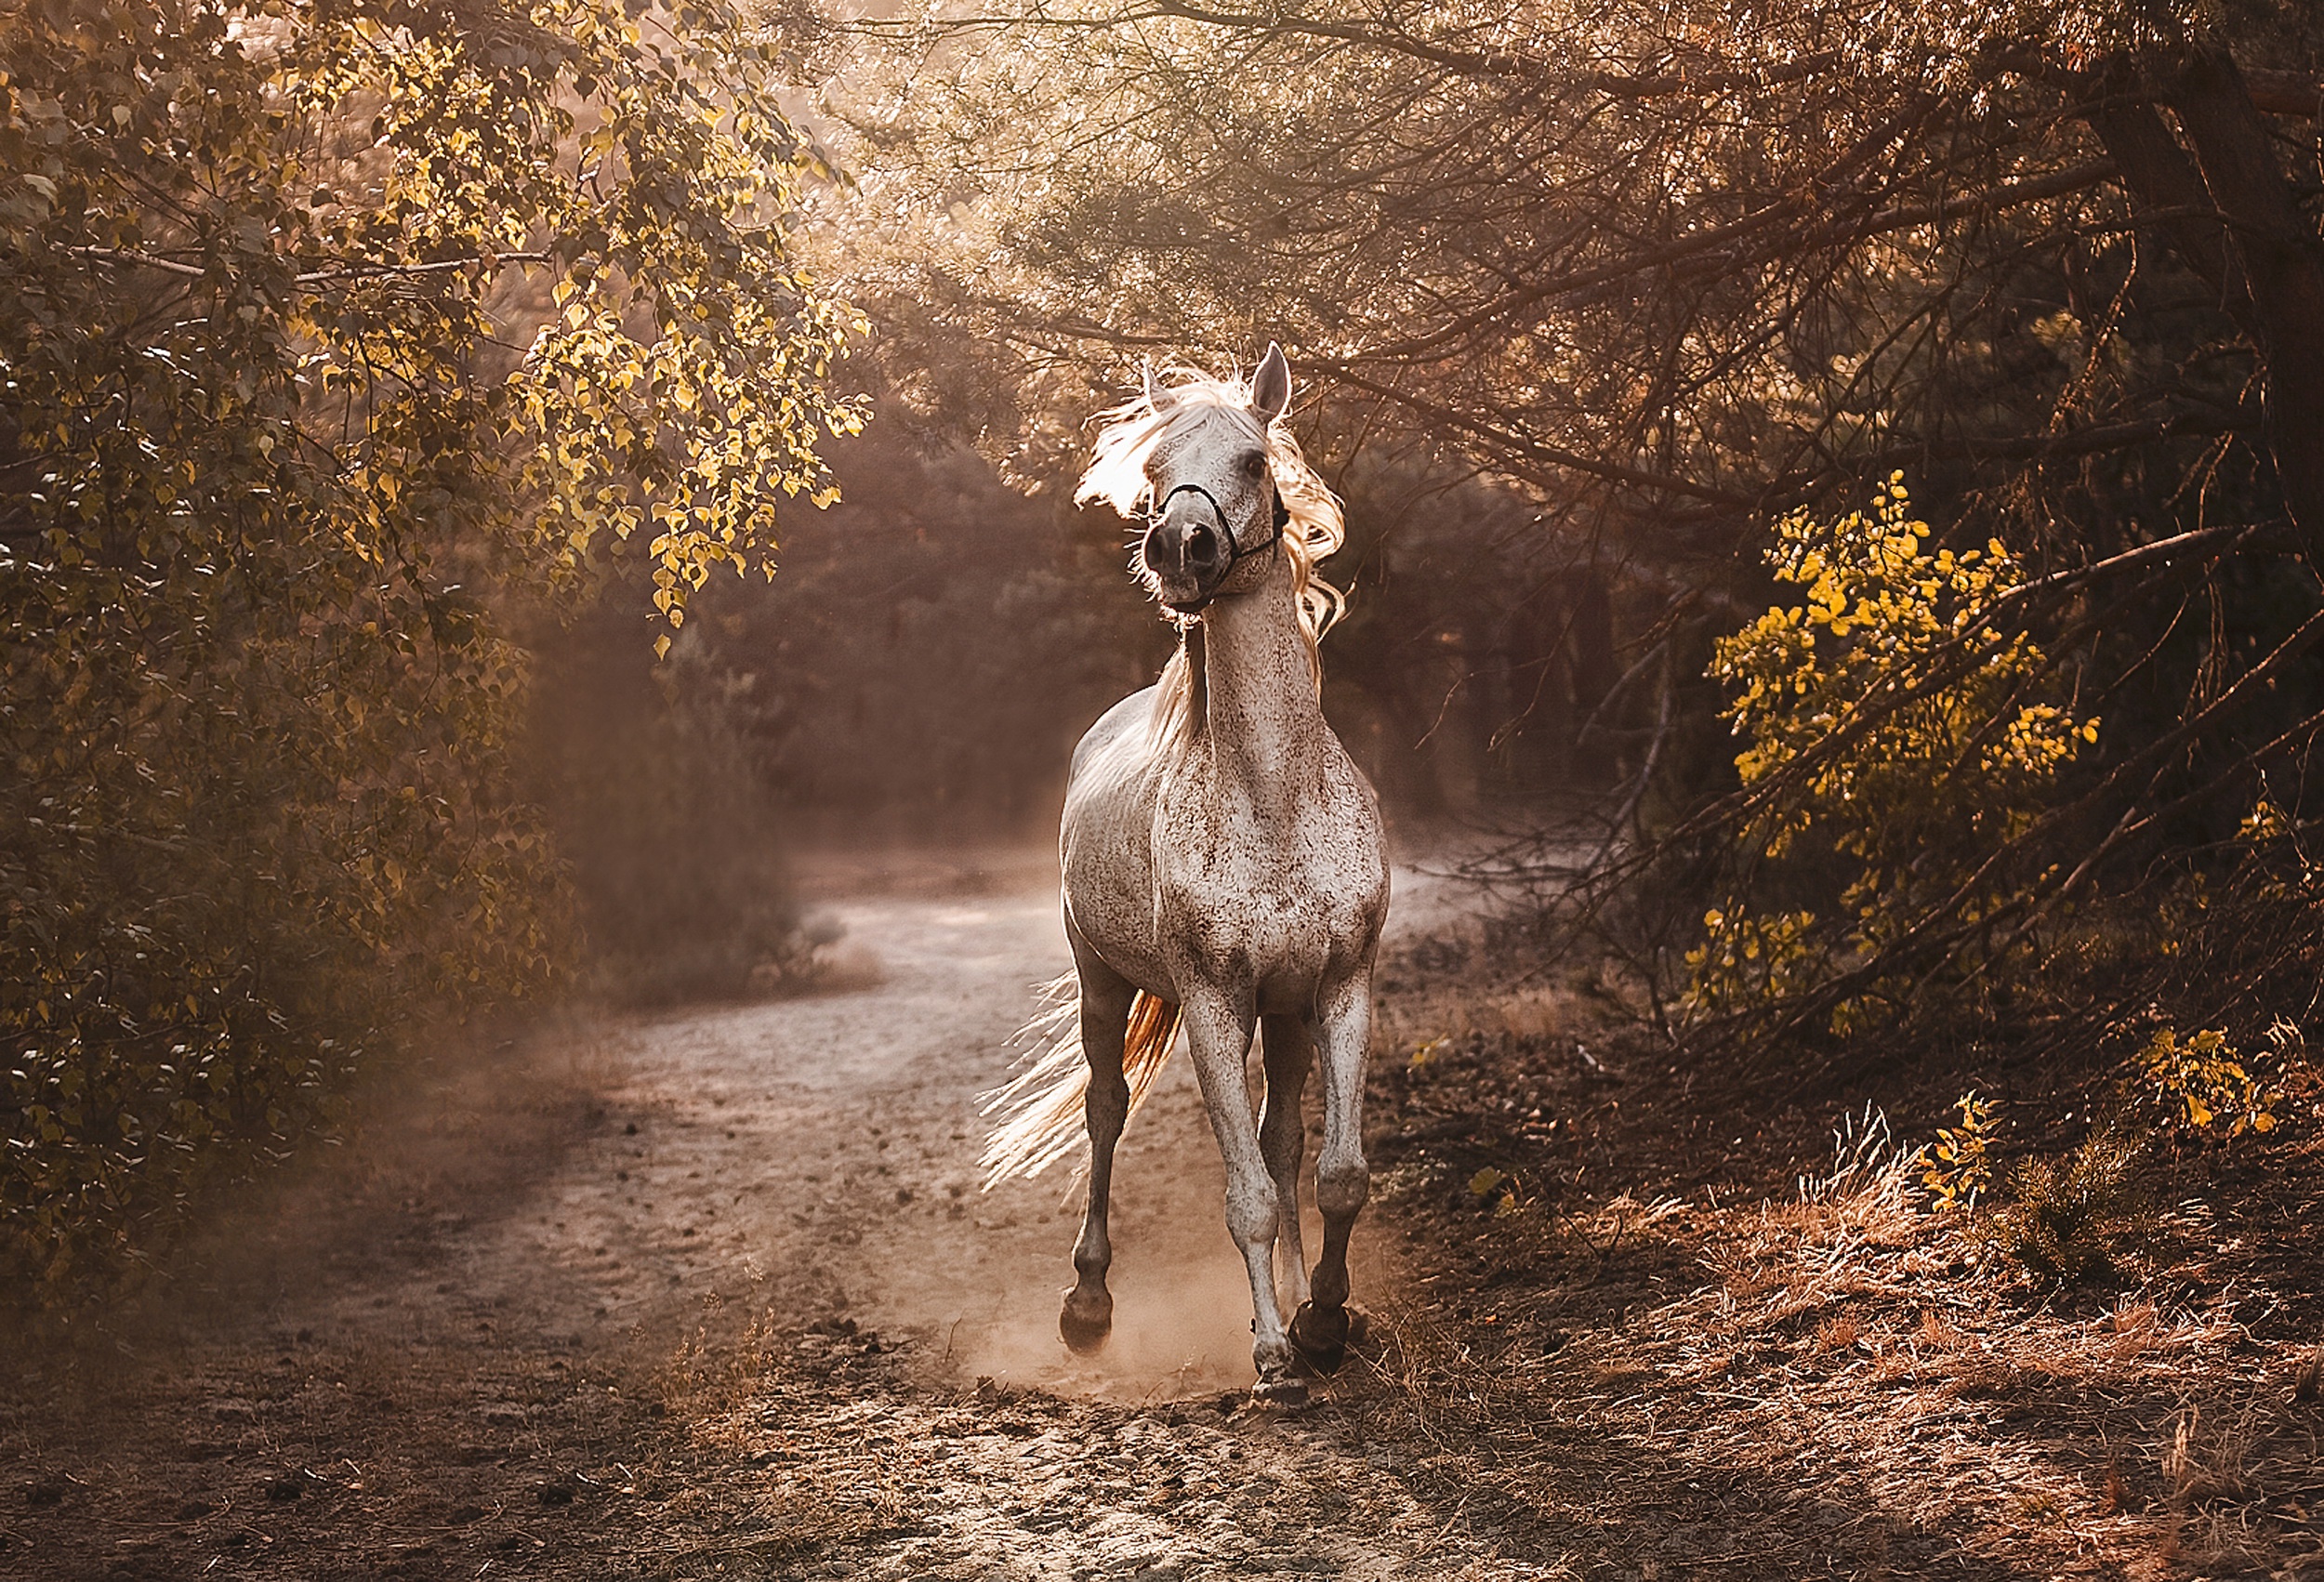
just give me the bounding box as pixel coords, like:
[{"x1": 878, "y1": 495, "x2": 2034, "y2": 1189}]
[{"x1": 1240, "y1": 451, "x2": 1266, "y2": 481}]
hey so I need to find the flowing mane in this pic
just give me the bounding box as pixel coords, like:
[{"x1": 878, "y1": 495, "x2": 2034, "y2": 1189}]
[{"x1": 1074, "y1": 365, "x2": 1346, "y2": 752}]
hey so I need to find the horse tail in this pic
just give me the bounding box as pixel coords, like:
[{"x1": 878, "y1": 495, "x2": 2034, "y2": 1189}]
[
  {"x1": 980, "y1": 975, "x2": 1182, "y2": 1188},
  {"x1": 1119, "y1": 988, "x2": 1184, "y2": 1126}
]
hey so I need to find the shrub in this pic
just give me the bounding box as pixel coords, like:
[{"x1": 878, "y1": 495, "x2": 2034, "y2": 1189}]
[
  {"x1": 1913, "y1": 1092, "x2": 2000, "y2": 1211},
  {"x1": 1687, "y1": 476, "x2": 2098, "y2": 1033},
  {"x1": 1, "y1": 0, "x2": 857, "y2": 1295},
  {"x1": 2133, "y1": 1026, "x2": 2280, "y2": 1140},
  {"x1": 529, "y1": 598, "x2": 813, "y2": 1009},
  {"x1": 1985, "y1": 1127, "x2": 2150, "y2": 1286},
  {"x1": 1, "y1": 595, "x2": 565, "y2": 1291}
]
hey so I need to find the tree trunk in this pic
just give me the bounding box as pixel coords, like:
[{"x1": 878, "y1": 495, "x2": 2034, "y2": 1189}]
[{"x1": 2081, "y1": 51, "x2": 2324, "y2": 567}]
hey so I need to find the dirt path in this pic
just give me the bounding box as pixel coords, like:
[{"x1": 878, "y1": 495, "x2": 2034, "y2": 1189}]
[
  {"x1": 1, "y1": 850, "x2": 1526, "y2": 1581},
  {"x1": 590, "y1": 859, "x2": 1273, "y2": 1398},
  {"x1": 18, "y1": 850, "x2": 2324, "y2": 1580},
  {"x1": 567, "y1": 850, "x2": 1510, "y2": 1577}
]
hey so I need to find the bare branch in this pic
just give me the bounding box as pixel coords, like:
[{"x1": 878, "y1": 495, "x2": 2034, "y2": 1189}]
[
  {"x1": 2244, "y1": 68, "x2": 2324, "y2": 120},
  {"x1": 71, "y1": 245, "x2": 552, "y2": 286}
]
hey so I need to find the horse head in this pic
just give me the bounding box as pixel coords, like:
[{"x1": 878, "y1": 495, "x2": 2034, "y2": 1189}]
[{"x1": 1137, "y1": 344, "x2": 1292, "y2": 614}]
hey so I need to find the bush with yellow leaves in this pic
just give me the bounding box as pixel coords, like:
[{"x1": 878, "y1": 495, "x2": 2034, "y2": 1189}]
[
  {"x1": 2133, "y1": 1027, "x2": 2280, "y2": 1140},
  {"x1": 1913, "y1": 1092, "x2": 2000, "y2": 1211},
  {"x1": 1687, "y1": 475, "x2": 2099, "y2": 1031}
]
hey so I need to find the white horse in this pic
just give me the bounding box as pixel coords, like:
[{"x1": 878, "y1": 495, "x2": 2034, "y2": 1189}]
[{"x1": 983, "y1": 345, "x2": 1388, "y2": 1400}]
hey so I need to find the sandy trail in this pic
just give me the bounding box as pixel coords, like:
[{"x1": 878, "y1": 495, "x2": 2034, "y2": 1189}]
[
  {"x1": 1, "y1": 848, "x2": 1525, "y2": 1581},
  {"x1": 587, "y1": 857, "x2": 1315, "y2": 1400},
  {"x1": 468, "y1": 849, "x2": 1502, "y2": 1578}
]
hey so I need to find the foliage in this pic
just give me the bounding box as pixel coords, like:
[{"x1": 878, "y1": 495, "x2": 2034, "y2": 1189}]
[
  {"x1": 796, "y1": 0, "x2": 2324, "y2": 584},
  {"x1": 2131, "y1": 1026, "x2": 2279, "y2": 1140},
  {"x1": 801, "y1": 0, "x2": 2312, "y2": 506},
  {"x1": 799, "y1": 0, "x2": 2324, "y2": 1061},
  {"x1": 1984, "y1": 1127, "x2": 2150, "y2": 1286},
  {"x1": 1466, "y1": 1166, "x2": 1523, "y2": 1218},
  {"x1": 1686, "y1": 480, "x2": 2097, "y2": 1029},
  {"x1": 1914, "y1": 1092, "x2": 2000, "y2": 1211},
  {"x1": 0, "y1": 0, "x2": 858, "y2": 1289}
]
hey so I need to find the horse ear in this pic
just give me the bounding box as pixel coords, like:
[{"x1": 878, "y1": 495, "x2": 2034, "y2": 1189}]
[
  {"x1": 1142, "y1": 359, "x2": 1176, "y2": 414},
  {"x1": 1251, "y1": 343, "x2": 1291, "y2": 424}
]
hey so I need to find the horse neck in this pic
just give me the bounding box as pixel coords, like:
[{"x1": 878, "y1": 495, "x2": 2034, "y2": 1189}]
[{"x1": 1192, "y1": 556, "x2": 1326, "y2": 809}]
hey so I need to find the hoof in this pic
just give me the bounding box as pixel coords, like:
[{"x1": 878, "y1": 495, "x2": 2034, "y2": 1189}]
[
  {"x1": 1059, "y1": 1289, "x2": 1113, "y2": 1355},
  {"x1": 1250, "y1": 1372, "x2": 1309, "y2": 1406},
  {"x1": 1288, "y1": 1300, "x2": 1349, "y2": 1375}
]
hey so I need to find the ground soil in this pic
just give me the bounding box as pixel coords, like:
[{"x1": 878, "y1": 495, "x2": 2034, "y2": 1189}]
[{"x1": 5, "y1": 846, "x2": 2323, "y2": 1581}]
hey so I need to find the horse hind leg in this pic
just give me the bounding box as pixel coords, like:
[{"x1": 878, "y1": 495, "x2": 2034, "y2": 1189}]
[
  {"x1": 1290, "y1": 973, "x2": 1373, "y2": 1376},
  {"x1": 1258, "y1": 1014, "x2": 1313, "y2": 1316},
  {"x1": 1061, "y1": 945, "x2": 1136, "y2": 1355}
]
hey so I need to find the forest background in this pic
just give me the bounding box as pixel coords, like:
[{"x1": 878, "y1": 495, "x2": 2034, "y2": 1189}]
[{"x1": 7, "y1": 0, "x2": 2324, "y2": 1305}]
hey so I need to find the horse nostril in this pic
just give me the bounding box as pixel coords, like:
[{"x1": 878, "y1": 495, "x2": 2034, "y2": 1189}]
[{"x1": 1185, "y1": 524, "x2": 1219, "y2": 568}]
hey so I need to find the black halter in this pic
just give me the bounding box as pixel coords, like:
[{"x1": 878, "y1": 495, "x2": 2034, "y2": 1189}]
[{"x1": 1150, "y1": 480, "x2": 1290, "y2": 611}]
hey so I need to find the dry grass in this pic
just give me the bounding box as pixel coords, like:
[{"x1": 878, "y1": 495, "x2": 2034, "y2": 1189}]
[
  {"x1": 1341, "y1": 945, "x2": 2324, "y2": 1579},
  {"x1": 1336, "y1": 1143, "x2": 2324, "y2": 1578}
]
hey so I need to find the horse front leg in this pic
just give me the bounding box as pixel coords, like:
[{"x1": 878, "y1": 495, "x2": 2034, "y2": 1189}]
[
  {"x1": 1258, "y1": 1013, "x2": 1314, "y2": 1314},
  {"x1": 1290, "y1": 969, "x2": 1372, "y2": 1374},
  {"x1": 1180, "y1": 989, "x2": 1301, "y2": 1395},
  {"x1": 1061, "y1": 930, "x2": 1137, "y2": 1355}
]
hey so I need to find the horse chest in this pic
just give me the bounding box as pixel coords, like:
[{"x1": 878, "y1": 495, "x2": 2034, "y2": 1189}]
[{"x1": 1150, "y1": 784, "x2": 1382, "y2": 991}]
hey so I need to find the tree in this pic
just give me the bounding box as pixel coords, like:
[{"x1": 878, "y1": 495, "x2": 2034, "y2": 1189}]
[
  {"x1": 797, "y1": 0, "x2": 2324, "y2": 1046},
  {"x1": 0, "y1": 0, "x2": 861, "y2": 1286}
]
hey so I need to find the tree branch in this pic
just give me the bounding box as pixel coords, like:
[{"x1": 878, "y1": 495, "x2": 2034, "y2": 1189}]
[
  {"x1": 1141, "y1": 0, "x2": 1516, "y2": 76},
  {"x1": 71, "y1": 245, "x2": 552, "y2": 286},
  {"x1": 2244, "y1": 68, "x2": 2324, "y2": 120},
  {"x1": 1343, "y1": 94, "x2": 1946, "y2": 363}
]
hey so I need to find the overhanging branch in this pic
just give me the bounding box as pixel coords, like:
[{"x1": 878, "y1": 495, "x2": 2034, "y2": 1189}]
[{"x1": 71, "y1": 245, "x2": 552, "y2": 287}]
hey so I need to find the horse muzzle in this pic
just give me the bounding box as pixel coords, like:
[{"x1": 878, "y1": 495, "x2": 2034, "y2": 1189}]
[{"x1": 1141, "y1": 497, "x2": 1231, "y2": 613}]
